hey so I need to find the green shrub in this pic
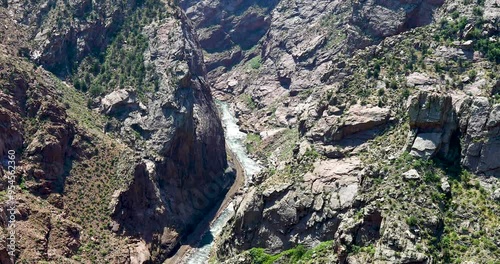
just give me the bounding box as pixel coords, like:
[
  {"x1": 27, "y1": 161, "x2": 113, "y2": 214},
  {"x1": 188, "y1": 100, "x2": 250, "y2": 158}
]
[
  {"x1": 437, "y1": 15, "x2": 500, "y2": 63},
  {"x1": 248, "y1": 242, "x2": 334, "y2": 263},
  {"x1": 468, "y1": 70, "x2": 477, "y2": 80},
  {"x1": 288, "y1": 245, "x2": 307, "y2": 261},
  {"x1": 249, "y1": 248, "x2": 279, "y2": 264},
  {"x1": 402, "y1": 88, "x2": 411, "y2": 99},
  {"x1": 246, "y1": 133, "x2": 262, "y2": 153},
  {"x1": 373, "y1": 60, "x2": 381, "y2": 78},
  {"x1": 476, "y1": 38, "x2": 500, "y2": 63},
  {"x1": 249, "y1": 55, "x2": 262, "y2": 69},
  {"x1": 303, "y1": 147, "x2": 320, "y2": 159},
  {"x1": 424, "y1": 172, "x2": 440, "y2": 183},
  {"x1": 406, "y1": 215, "x2": 418, "y2": 226},
  {"x1": 472, "y1": 6, "x2": 483, "y2": 16},
  {"x1": 89, "y1": 84, "x2": 104, "y2": 97},
  {"x1": 241, "y1": 94, "x2": 258, "y2": 109}
]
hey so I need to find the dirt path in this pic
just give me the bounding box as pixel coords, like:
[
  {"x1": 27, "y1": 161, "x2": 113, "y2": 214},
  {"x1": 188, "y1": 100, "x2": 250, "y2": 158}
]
[{"x1": 164, "y1": 146, "x2": 245, "y2": 264}]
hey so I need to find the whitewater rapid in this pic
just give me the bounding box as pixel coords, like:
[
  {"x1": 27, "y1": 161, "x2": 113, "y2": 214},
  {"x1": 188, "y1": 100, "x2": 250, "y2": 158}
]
[
  {"x1": 183, "y1": 101, "x2": 261, "y2": 264},
  {"x1": 184, "y1": 201, "x2": 235, "y2": 264},
  {"x1": 218, "y1": 101, "x2": 262, "y2": 182}
]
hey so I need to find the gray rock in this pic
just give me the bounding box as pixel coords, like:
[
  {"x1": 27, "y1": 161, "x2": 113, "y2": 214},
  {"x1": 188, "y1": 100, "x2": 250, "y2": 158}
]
[
  {"x1": 461, "y1": 97, "x2": 490, "y2": 138},
  {"x1": 406, "y1": 72, "x2": 436, "y2": 88},
  {"x1": 351, "y1": 0, "x2": 444, "y2": 39},
  {"x1": 338, "y1": 183, "x2": 359, "y2": 208},
  {"x1": 129, "y1": 242, "x2": 151, "y2": 264},
  {"x1": 460, "y1": 98, "x2": 500, "y2": 176},
  {"x1": 487, "y1": 104, "x2": 500, "y2": 131},
  {"x1": 410, "y1": 133, "x2": 442, "y2": 158},
  {"x1": 492, "y1": 189, "x2": 500, "y2": 201},
  {"x1": 408, "y1": 92, "x2": 453, "y2": 129},
  {"x1": 407, "y1": 91, "x2": 458, "y2": 159},
  {"x1": 433, "y1": 45, "x2": 473, "y2": 61},
  {"x1": 100, "y1": 89, "x2": 140, "y2": 116},
  {"x1": 326, "y1": 105, "x2": 391, "y2": 142},
  {"x1": 402, "y1": 169, "x2": 421, "y2": 180},
  {"x1": 440, "y1": 178, "x2": 451, "y2": 194}
]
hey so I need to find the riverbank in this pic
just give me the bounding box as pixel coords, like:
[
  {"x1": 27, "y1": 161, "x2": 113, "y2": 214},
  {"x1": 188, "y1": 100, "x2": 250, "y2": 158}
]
[
  {"x1": 164, "y1": 146, "x2": 245, "y2": 264},
  {"x1": 215, "y1": 147, "x2": 246, "y2": 220}
]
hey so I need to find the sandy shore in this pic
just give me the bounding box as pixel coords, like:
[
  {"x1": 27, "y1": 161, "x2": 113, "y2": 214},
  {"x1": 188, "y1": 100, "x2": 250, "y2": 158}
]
[{"x1": 164, "y1": 146, "x2": 246, "y2": 264}]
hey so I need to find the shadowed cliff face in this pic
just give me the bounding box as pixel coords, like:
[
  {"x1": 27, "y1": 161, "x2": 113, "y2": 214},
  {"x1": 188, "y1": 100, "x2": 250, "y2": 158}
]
[
  {"x1": 351, "y1": 0, "x2": 446, "y2": 40},
  {"x1": 109, "y1": 12, "x2": 231, "y2": 262},
  {"x1": 180, "y1": 0, "x2": 280, "y2": 52}
]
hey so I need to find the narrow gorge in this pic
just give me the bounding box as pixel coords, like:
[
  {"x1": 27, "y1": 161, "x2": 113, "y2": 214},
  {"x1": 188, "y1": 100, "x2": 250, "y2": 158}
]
[
  {"x1": 179, "y1": 101, "x2": 261, "y2": 264},
  {"x1": 1, "y1": 0, "x2": 500, "y2": 263}
]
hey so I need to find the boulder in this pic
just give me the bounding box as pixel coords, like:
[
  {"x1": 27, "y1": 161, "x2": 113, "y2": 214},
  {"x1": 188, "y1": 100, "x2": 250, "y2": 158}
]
[
  {"x1": 407, "y1": 91, "x2": 457, "y2": 159},
  {"x1": 129, "y1": 241, "x2": 151, "y2": 264},
  {"x1": 433, "y1": 45, "x2": 473, "y2": 61},
  {"x1": 440, "y1": 178, "x2": 451, "y2": 194},
  {"x1": 410, "y1": 132, "x2": 442, "y2": 158},
  {"x1": 492, "y1": 189, "x2": 500, "y2": 201},
  {"x1": 100, "y1": 89, "x2": 141, "y2": 117},
  {"x1": 406, "y1": 72, "x2": 436, "y2": 88},
  {"x1": 402, "y1": 169, "x2": 421, "y2": 180},
  {"x1": 408, "y1": 92, "x2": 453, "y2": 130},
  {"x1": 327, "y1": 105, "x2": 391, "y2": 142}
]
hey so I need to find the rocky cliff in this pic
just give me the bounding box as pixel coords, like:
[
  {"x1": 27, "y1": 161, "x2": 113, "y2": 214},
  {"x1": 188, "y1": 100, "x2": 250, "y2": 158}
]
[
  {"x1": 176, "y1": 0, "x2": 500, "y2": 263},
  {"x1": 0, "y1": 0, "x2": 231, "y2": 263},
  {"x1": 108, "y1": 10, "x2": 232, "y2": 262},
  {"x1": 1, "y1": 0, "x2": 500, "y2": 263}
]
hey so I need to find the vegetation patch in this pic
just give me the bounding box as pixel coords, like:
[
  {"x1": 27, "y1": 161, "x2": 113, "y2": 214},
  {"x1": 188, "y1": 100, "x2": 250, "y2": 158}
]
[
  {"x1": 248, "y1": 55, "x2": 262, "y2": 70},
  {"x1": 437, "y1": 15, "x2": 500, "y2": 63},
  {"x1": 248, "y1": 241, "x2": 335, "y2": 264},
  {"x1": 246, "y1": 133, "x2": 262, "y2": 154},
  {"x1": 73, "y1": 0, "x2": 167, "y2": 100},
  {"x1": 240, "y1": 93, "x2": 258, "y2": 109}
]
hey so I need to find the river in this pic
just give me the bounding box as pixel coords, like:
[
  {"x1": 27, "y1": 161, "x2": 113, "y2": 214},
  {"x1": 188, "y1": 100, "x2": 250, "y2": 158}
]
[
  {"x1": 217, "y1": 101, "x2": 262, "y2": 184},
  {"x1": 181, "y1": 101, "x2": 261, "y2": 263}
]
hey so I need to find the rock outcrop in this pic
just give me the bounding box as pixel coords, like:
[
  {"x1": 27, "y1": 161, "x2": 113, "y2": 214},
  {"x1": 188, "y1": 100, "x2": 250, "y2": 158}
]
[
  {"x1": 0, "y1": 56, "x2": 81, "y2": 195},
  {"x1": 406, "y1": 91, "x2": 500, "y2": 177},
  {"x1": 459, "y1": 98, "x2": 500, "y2": 177},
  {"x1": 106, "y1": 10, "x2": 231, "y2": 263},
  {"x1": 218, "y1": 157, "x2": 362, "y2": 258},
  {"x1": 6, "y1": 0, "x2": 143, "y2": 75},
  {"x1": 0, "y1": 1, "x2": 231, "y2": 263},
  {"x1": 0, "y1": 54, "x2": 85, "y2": 263},
  {"x1": 100, "y1": 89, "x2": 144, "y2": 117},
  {"x1": 181, "y1": 0, "x2": 445, "y2": 116},
  {"x1": 407, "y1": 91, "x2": 457, "y2": 159},
  {"x1": 351, "y1": 0, "x2": 446, "y2": 41}
]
